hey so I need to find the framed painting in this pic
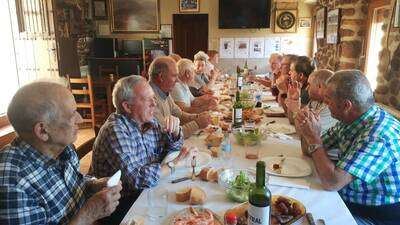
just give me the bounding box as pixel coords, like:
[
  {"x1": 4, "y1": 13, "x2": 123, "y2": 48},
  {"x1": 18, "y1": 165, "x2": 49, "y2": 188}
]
[
  {"x1": 395, "y1": 0, "x2": 400, "y2": 28},
  {"x1": 110, "y1": 0, "x2": 160, "y2": 32},
  {"x1": 179, "y1": 0, "x2": 200, "y2": 13},
  {"x1": 299, "y1": 17, "x2": 312, "y2": 28},
  {"x1": 274, "y1": 9, "x2": 298, "y2": 33},
  {"x1": 160, "y1": 24, "x2": 172, "y2": 38},
  {"x1": 326, "y1": 9, "x2": 341, "y2": 44},
  {"x1": 93, "y1": 0, "x2": 107, "y2": 20},
  {"x1": 316, "y1": 7, "x2": 326, "y2": 39}
]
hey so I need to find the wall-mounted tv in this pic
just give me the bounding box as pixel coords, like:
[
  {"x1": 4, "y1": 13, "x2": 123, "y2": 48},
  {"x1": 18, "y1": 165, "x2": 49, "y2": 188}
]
[{"x1": 219, "y1": 0, "x2": 271, "y2": 29}]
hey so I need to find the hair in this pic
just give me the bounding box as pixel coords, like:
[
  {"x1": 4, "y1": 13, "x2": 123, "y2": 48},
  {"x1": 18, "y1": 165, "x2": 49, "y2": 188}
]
[
  {"x1": 327, "y1": 70, "x2": 375, "y2": 112},
  {"x1": 148, "y1": 56, "x2": 173, "y2": 80},
  {"x1": 294, "y1": 56, "x2": 315, "y2": 79},
  {"x1": 169, "y1": 53, "x2": 182, "y2": 62},
  {"x1": 269, "y1": 53, "x2": 283, "y2": 63},
  {"x1": 177, "y1": 58, "x2": 194, "y2": 78},
  {"x1": 283, "y1": 54, "x2": 298, "y2": 64},
  {"x1": 112, "y1": 75, "x2": 146, "y2": 114},
  {"x1": 193, "y1": 51, "x2": 209, "y2": 62},
  {"x1": 7, "y1": 81, "x2": 68, "y2": 136},
  {"x1": 310, "y1": 69, "x2": 334, "y2": 87},
  {"x1": 207, "y1": 50, "x2": 219, "y2": 59}
]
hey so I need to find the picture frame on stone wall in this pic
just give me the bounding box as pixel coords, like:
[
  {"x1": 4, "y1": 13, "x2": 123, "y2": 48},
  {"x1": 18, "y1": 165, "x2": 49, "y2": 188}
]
[
  {"x1": 93, "y1": 0, "x2": 108, "y2": 20},
  {"x1": 316, "y1": 7, "x2": 326, "y2": 39},
  {"x1": 395, "y1": 0, "x2": 400, "y2": 28},
  {"x1": 326, "y1": 9, "x2": 341, "y2": 44},
  {"x1": 179, "y1": 0, "x2": 200, "y2": 13}
]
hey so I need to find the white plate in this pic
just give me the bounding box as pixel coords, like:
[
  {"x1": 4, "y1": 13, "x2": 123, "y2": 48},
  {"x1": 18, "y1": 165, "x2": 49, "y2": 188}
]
[
  {"x1": 264, "y1": 107, "x2": 285, "y2": 114},
  {"x1": 262, "y1": 156, "x2": 312, "y2": 177},
  {"x1": 265, "y1": 123, "x2": 296, "y2": 134},
  {"x1": 165, "y1": 207, "x2": 223, "y2": 225},
  {"x1": 262, "y1": 95, "x2": 276, "y2": 102},
  {"x1": 163, "y1": 151, "x2": 212, "y2": 169}
]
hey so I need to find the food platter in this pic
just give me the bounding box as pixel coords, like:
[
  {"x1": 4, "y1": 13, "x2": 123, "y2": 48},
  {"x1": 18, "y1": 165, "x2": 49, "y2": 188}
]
[
  {"x1": 224, "y1": 195, "x2": 306, "y2": 225},
  {"x1": 163, "y1": 151, "x2": 212, "y2": 170},
  {"x1": 167, "y1": 207, "x2": 223, "y2": 225}
]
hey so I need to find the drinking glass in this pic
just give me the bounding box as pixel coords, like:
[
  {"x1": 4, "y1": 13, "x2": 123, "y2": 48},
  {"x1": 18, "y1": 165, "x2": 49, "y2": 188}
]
[{"x1": 147, "y1": 187, "x2": 168, "y2": 220}]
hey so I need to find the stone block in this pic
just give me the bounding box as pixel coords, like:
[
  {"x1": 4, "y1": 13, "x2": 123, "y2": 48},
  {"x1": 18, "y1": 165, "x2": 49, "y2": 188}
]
[
  {"x1": 338, "y1": 61, "x2": 356, "y2": 69},
  {"x1": 389, "y1": 78, "x2": 400, "y2": 96},
  {"x1": 340, "y1": 29, "x2": 355, "y2": 37},
  {"x1": 342, "y1": 19, "x2": 365, "y2": 26},
  {"x1": 389, "y1": 96, "x2": 399, "y2": 108},
  {"x1": 375, "y1": 85, "x2": 389, "y2": 94},
  {"x1": 341, "y1": 8, "x2": 356, "y2": 16},
  {"x1": 340, "y1": 40, "x2": 362, "y2": 58}
]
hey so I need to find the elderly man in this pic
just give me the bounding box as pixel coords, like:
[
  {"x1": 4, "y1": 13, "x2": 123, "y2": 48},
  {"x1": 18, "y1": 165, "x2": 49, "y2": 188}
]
[
  {"x1": 149, "y1": 56, "x2": 211, "y2": 139},
  {"x1": 296, "y1": 70, "x2": 400, "y2": 225},
  {"x1": 0, "y1": 82, "x2": 121, "y2": 225},
  {"x1": 287, "y1": 69, "x2": 338, "y2": 158},
  {"x1": 172, "y1": 58, "x2": 218, "y2": 114},
  {"x1": 90, "y1": 75, "x2": 189, "y2": 223}
]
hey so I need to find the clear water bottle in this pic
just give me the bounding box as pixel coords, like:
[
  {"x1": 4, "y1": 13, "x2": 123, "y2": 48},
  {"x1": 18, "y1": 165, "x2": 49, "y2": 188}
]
[{"x1": 221, "y1": 132, "x2": 232, "y2": 167}]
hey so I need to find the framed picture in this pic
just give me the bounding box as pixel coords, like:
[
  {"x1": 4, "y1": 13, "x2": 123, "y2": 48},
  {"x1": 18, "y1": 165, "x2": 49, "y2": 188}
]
[
  {"x1": 299, "y1": 17, "x2": 312, "y2": 28},
  {"x1": 395, "y1": 0, "x2": 400, "y2": 28},
  {"x1": 110, "y1": 0, "x2": 160, "y2": 32},
  {"x1": 179, "y1": 0, "x2": 200, "y2": 13},
  {"x1": 326, "y1": 9, "x2": 341, "y2": 44},
  {"x1": 274, "y1": 9, "x2": 297, "y2": 33},
  {"x1": 93, "y1": 0, "x2": 107, "y2": 20},
  {"x1": 160, "y1": 24, "x2": 172, "y2": 38},
  {"x1": 316, "y1": 7, "x2": 326, "y2": 39}
]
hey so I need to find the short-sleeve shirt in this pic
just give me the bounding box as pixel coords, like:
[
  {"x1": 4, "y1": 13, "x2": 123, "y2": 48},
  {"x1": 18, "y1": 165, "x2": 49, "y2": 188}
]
[
  {"x1": 171, "y1": 81, "x2": 195, "y2": 107},
  {"x1": 322, "y1": 105, "x2": 400, "y2": 206},
  {"x1": 0, "y1": 138, "x2": 90, "y2": 225}
]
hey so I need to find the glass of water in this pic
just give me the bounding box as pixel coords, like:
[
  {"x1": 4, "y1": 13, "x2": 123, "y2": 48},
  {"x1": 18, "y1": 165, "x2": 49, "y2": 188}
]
[{"x1": 147, "y1": 187, "x2": 168, "y2": 220}]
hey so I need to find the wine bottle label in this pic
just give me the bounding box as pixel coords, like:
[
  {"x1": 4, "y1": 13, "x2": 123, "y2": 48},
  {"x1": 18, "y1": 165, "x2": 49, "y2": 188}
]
[
  {"x1": 233, "y1": 108, "x2": 242, "y2": 123},
  {"x1": 248, "y1": 205, "x2": 270, "y2": 225},
  {"x1": 238, "y1": 77, "x2": 243, "y2": 87}
]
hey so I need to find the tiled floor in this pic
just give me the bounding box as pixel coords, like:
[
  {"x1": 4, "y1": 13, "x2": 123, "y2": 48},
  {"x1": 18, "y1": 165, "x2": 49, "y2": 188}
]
[{"x1": 74, "y1": 128, "x2": 95, "y2": 174}]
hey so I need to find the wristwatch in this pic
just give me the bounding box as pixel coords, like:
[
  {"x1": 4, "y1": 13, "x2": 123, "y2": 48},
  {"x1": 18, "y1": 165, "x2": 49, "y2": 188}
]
[
  {"x1": 308, "y1": 144, "x2": 323, "y2": 155},
  {"x1": 167, "y1": 161, "x2": 176, "y2": 174}
]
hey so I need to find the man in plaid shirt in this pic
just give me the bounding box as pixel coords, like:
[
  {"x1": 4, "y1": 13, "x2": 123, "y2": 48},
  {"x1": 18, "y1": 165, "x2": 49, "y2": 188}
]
[
  {"x1": 90, "y1": 75, "x2": 189, "y2": 223},
  {"x1": 0, "y1": 82, "x2": 122, "y2": 225},
  {"x1": 296, "y1": 70, "x2": 400, "y2": 225}
]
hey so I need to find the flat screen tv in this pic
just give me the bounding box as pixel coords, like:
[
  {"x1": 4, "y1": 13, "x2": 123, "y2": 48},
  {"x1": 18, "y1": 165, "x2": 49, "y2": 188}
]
[
  {"x1": 219, "y1": 0, "x2": 271, "y2": 29},
  {"x1": 91, "y1": 38, "x2": 115, "y2": 58}
]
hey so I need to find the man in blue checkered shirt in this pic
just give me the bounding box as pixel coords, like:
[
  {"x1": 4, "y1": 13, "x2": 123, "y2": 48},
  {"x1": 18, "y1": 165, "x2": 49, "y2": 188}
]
[
  {"x1": 89, "y1": 75, "x2": 189, "y2": 222},
  {"x1": 0, "y1": 82, "x2": 122, "y2": 225},
  {"x1": 296, "y1": 70, "x2": 400, "y2": 225}
]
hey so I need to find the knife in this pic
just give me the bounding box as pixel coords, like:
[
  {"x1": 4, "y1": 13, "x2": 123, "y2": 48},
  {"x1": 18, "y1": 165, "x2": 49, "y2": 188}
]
[
  {"x1": 306, "y1": 213, "x2": 317, "y2": 225},
  {"x1": 171, "y1": 177, "x2": 191, "y2": 183}
]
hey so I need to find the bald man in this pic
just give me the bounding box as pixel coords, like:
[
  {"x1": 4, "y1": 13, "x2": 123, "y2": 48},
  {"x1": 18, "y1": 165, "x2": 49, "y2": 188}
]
[
  {"x1": 149, "y1": 56, "x2": 211, "y2": 139},
  {"x1": 0, "y1": 82, "x2": 121, "y2": 225}
]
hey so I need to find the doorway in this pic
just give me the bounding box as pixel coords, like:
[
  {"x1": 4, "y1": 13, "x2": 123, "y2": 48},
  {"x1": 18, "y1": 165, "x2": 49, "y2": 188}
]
[
  {"x1": 173, "y1": 14, "x2": 208, "y2": 59},
  {"x1": 364, "y1": 0, "x2": 390, "y2": 90}
]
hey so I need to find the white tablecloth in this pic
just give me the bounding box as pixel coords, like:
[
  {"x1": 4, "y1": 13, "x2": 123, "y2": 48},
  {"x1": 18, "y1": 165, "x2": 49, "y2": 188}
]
[{"x1": 120, "y1": 115, "x2": 357, "y2": 225}]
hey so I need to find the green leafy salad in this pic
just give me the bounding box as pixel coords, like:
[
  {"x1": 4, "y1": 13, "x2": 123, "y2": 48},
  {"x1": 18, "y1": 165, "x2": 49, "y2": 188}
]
[{"x1": 226, "y1": 171, "x2": 255, "y2": 202}]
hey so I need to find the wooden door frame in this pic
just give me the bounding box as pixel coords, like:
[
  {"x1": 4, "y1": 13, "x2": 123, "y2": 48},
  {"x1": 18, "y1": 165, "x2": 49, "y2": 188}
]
[{"x1": 363, "y1": 0, "x2": 391, "y2": 72}]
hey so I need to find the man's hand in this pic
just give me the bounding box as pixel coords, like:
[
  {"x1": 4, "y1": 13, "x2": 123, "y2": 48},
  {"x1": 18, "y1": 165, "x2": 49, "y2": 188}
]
[
  {"x1": 173, "y1": 146, "x2": 198, "y2": 164},
  {"x1": 285, "y1": 98, "x2": 300, "y2": 113},
  {"x1": 287, "y1": 80, "x2": 301, "y2": 101},
  {"x1": 86, "y1": 177, "x2": 109, "y2": 193},
  {"x1": 165, "y1": 116, "x2": 180, "y2": 137},
  {"x1": 295, "y1": 108, "x2": 322, "y2": 144},
  {"x1": 195, "y1": 112, "x2": 211, "y2": 129},
  {"x1": 78, "y1": 183, "x2": 122, "y2": 223}
]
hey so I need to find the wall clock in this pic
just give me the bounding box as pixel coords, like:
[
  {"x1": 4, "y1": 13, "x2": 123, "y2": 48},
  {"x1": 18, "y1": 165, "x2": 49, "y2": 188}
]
[{"x1": 274, "y1": 9, "x2": 297, "y2": 33}]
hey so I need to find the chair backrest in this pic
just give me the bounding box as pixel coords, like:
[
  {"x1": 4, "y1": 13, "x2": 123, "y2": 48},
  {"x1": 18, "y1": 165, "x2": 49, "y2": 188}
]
[{"x1": 74, "y1": 137, "x2": 95, "y2": 160}]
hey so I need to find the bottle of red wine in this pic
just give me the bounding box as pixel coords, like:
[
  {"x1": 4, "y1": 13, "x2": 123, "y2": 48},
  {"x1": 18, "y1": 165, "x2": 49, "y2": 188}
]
[{"x1": 248, "y1": 161, "x2": 271, "y2": 225}]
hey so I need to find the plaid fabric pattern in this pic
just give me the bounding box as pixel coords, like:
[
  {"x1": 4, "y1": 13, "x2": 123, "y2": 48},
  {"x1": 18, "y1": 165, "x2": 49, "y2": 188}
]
[
  {"x1": 89, "y1": 113, "x2": 183, "y2": 196},
  {"x1": 0, "y1": 138, "x2": 89, "y2": 225},
  {"x1": 322, "y1": 105, "x2": 400, "y2": 205}
]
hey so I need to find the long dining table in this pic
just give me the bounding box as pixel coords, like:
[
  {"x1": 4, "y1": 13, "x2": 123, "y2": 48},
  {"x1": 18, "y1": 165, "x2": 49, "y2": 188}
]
[{"x1": 120, "y1": 84, "x2": 358, "y2": 225}]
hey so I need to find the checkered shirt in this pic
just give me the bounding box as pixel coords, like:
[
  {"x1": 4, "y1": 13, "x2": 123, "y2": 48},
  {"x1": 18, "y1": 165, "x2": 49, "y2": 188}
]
[
  {"x1": 89, "y1": 113, "x2": 183, "y2": 196},
  {"x1": 0, "y1": 138, "x2": 90, "y2": 225},
  {"x1": 322, "y1": 105, "x2": 400, "y2": 205}
]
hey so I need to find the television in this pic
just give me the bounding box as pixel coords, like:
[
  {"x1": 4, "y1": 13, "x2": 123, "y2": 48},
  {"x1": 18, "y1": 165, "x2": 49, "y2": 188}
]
[
  {"x1": 219, "y1": 0, "x2": 271, "y2": 29},
  {"x1": 118, "y1": 40, "x2": 143, "y2": 57},
  {"x1": 91, "y1": 38, "x2": 115, "y2": 58}
]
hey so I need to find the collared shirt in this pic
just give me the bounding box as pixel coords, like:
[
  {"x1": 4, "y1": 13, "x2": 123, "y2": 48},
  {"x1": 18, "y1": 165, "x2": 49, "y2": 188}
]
[
  {"x1": 171, "y1": 81, "x2": 195, "y2": 107},
  {"x1": 150, "y1": 81, "x2": 168, "y2": 100},
  {"x1": 322, "y1": 105, "x2": 400, "y2": 205},
  {"x1": 89, "y1": 113, "x2": 183, "y2": 196},
  {"x1": 0, "y1": 138, "x2": 89, "y2": 225},
  {"x1": 191, "y1": 73, "x2": 209, "y2": 89}
]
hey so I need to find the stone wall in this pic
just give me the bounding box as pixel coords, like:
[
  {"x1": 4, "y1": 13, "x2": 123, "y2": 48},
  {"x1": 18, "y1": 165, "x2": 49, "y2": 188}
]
[
  {"x1": 314, "y1": 0, "x2": 368, "y2": 71},
  {"x1": 374, "y1": 0, "x2": 400, "y2": 110}
]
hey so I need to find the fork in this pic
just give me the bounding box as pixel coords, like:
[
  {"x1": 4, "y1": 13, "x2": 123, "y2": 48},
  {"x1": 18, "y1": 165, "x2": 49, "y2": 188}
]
[{"x1": 191, "y1": 156, "x2": 197, "y2": 181}]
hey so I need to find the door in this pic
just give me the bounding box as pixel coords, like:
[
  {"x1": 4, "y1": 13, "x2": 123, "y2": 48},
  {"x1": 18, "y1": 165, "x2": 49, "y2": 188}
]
[
  {"x1": 173, "y1": 14, "x2": 208, "y2": 59},
  {"x1": 364, "y1": 0, "x2": 390, "y2": 90}
]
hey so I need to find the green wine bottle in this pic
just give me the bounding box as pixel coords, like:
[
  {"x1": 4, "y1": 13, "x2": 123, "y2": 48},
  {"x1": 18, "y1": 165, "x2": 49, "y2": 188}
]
[
  {"x1": 233, "y1": 90, "x2": 243, "y2": 128},
  {"x1": 236, "y1": 66, "x2": 243, "y2": 90},
  {"x1": 248, "y1": 161, "x2": 271, "y2": 225},
  {"x1": 243, "y1": 60, "x2": 249, "y2": 77}
]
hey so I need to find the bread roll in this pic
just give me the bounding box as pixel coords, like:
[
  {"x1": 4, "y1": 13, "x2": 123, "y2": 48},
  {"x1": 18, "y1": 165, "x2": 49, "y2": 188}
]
[
  {"x1": 198, "y1": 167, "x2": 211, "y2": 181},
  {"x1": 175, "y1": 187, "x2": 191, "y2": 202},
  {"x1": 189, "y1": 186, "x2": 206, "y2": 205}
]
